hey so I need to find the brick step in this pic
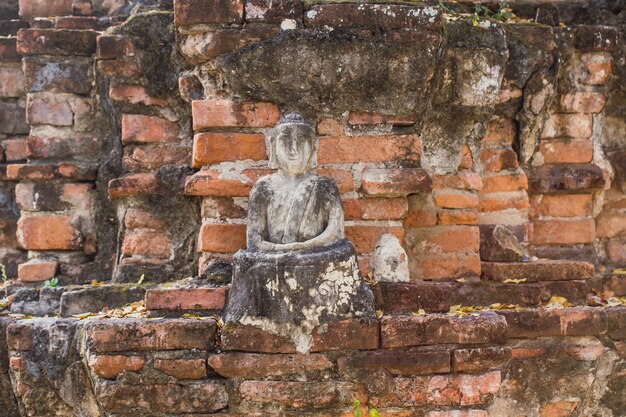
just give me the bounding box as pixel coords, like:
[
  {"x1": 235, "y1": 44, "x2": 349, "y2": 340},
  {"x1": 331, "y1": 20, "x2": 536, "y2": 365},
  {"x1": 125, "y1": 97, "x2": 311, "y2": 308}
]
[{"x1": 481, "y1": 260, "x2": 594, "y2": 282}]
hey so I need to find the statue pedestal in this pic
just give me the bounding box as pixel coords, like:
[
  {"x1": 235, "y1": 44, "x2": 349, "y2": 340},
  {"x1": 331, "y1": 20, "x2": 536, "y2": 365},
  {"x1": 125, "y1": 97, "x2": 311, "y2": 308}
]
[{"x1": 224, "y1": 239, "x2": 374, "y2": 352}]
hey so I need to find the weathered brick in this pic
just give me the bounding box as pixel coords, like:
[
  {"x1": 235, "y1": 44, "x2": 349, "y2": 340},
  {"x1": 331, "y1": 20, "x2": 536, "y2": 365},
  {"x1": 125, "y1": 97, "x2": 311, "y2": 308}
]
[
  {"x1": 343, "y1": 198, "x2": 407, "y2": 220},
  {"x1": 3, "y1": 138, "x2": 27, "y2": 161},
  {"x1": 123, "y1": 146, "x2": 190, "y2": 171},
  {"x1": 86, "y1": 318, "x2": 216, "y2": 352},
  {"x1": 154, "y1": 358, "x2": 207, "y2": 379},
  {"x1": 6, "y1": 163, "x2": 56, "y2": 180},
  {"x1": 0, "y1": 64, "x2": 25, "y2": 97},
  {"x1": 529, "y1": 164, "x2": 605, "y2": 193},
  {"x1": 374, "y1": 282, "x2": 453, "y2": 313},
  {"x1": 95, "y1": 382, "x2": 228, "y2": 414},
  {"x1": 0, "y1": 38, "x2": 20, "y2": 61},
  {"x1": 559, "y1": 91, "x2": 606, "y2": 113},
  {"x1": 483, "y1": 117, "x2": 515, "y2": 146},
  {"x1": 453, "y1": 346, "x2": 511, "y2": 373},
  {"x1": 498, "y1": 308, "x2": 607, "y2": 338},
  {"x1": 19, "y1": 0, "x2": 72, "y2": 19},
  {"x1": 574, "y1": 25, "x2": 617, "y2": 52},
  {"x1": 564, "y1": 339, "x2": 604, "y2": 361},
  {"x1": 109, "y1": 85, "x2": 167, "y2": 106},
  {"x1": 606, "y1": 238, "x2": 626, "y2": 263},
  {"x1": 239, "y1": 380, "x2": 366, "y2": 409},
  {"x1": 433, "y1": 172, "x2": 483, "y2": 191},
  {"x1": 414, "y1": 254, "x2": 481, "y2": 280},
  {"x1": 192, "y1": 132, "x2": 267, "y2": 167},
  {"x1": 318, "y1": 134, "x2": 421, "y2": 163},
  {"x1": 174, "y1": 0, "x2": 243, "y2": 26},
  {"x1": 26, "y1": 93, "x2": 73, "y2": 126},
  {"x1": 370, "y1": 371, "x2": 501, "y2": 407},
  {"x1": 124, "y1": 208, "x2": 167, "y2": 230},
  {"x1": 338, "y1": 350, "x2": 450, "y2": 376},
  {"x1": 17, "y1": 28, "x2": 96, "y2": 56},
  {"x1": 542, "y1": 113, "x2": 592, "y2": 138},
  {"x1": 97, "y1": 35, "x2": 134, "y2": 60},
  {"x1": 480, "y1": 148, "x2": 519, "y2": 172},
  {"x1": 345, "y1": 224, "x2": 403, "y2": 253},
  {"x1": 6, "y1": 322, "x2": 33, "y2": 350},
  {"x1": 317, "y1": 118, "x2": 343, "y2": 136},
  {"x1": 184, "y1": 170, "x2": 257, "y2": 197},
  {"x1": 305, "y1": 4, "x2": 442, "y2": 29},
  {"x1": 381, "y1": 313, "x2": 507, "y2": 348},
  {"x1": 347, "y1": 112, "x2": 416, "y2": 125},
  {"x1": 97, "y1": 59, "x2": 140, "y2": 78},
  {"x1": 482, "y1": 172, "x2": 528, "y2": 193},
  {"x1": 27, "y1": 136, "x2": 99, "y2": 161},
  {"x1": 459, "y1": 144, "x2": 473, "y2": 170},
  {"x1": 122, "y1": 229, "x2": 171, "y2": 259},
  {"x1": 539, "y1": 400, "x2": 580, "y2": 417},
  {"x1": 192, "y1": 99, "x2": 279, "y2": 130},
  {"x1": 145, "y1": 287, "x2": 228, "y2": 311},
  {"x1": 23, "y1": 56, "x2": 92, "y2": 94},
  {"x1": 607, "y1": 307, "x2": 626, "y2": 340},
  {"x1": 427, "y1": 411, "x2": 488, "y2": 417},
  {"x1": 198, "y1": 223, "x2": 246, "y2": 253},
  {"x1": 580, "y1": 52, "x2": 612, "y2": 85},
  {"x1": 208, "y1": 353, "x2": 333, "y2": 378},
  {"x1": 17, "y1": 215, "x2": 81, "y2": 250},
  {"x1": 108, "y1": 173, "x2": 169, "y2": 198},
  {"x1": 245, "y1": 0, "x2": 303, "y2": 23},
  {"x1": 435, "y1": 190, "x2": 479, "y2": 209},
  {"x1": 0, "y1": 215, "x2": 18, "y2": 247},
  {"x1": 406, "y1": 225, "x2": 479, "y2": 255},
  {"x1": 17, "y1": 258, "x2": 58, "y2": 282},
  {"x1": 201, "y1": 197, "x2": 247, "y2": 220},
  {"x1": 362, "y1": 168, "x2": 432, "y2": 197},
  {"x1": 450, "y1": 282, "x2": 544, "y2": 308},
  {"x1": 57, "y1": 163, "x2": 97, "y2": 180},
  {"x1": 596, "y1": 210, "x2": 626, "y2": 238},
  {"x1": 479, "y1": 192, "x2": 529, "y2": 212},
  {"x1": 438, "y1": 209, "x2": 479, "y2": 225},
  {"x1": 540, "y1": 138, "x2": 593, "y2": 164},
  {"x1": 121, "y1": 114, "x2": 179, "y2": 145},
  {"x1": 481, "y1": 260, "x2": 594, "y2": 282},
  {"x1": 311, "y1": 318, "x2": 379, "y2": 352},
  {"x1": 317, "y1": 168, "x2": 353, "y2": 193},
  {"x1": 405, "y1": 194, "x2": 438, "y2": 227},
  {"x1": 531, "y1": 218, "x2": 595, "y2": 245},
  {"x1": 221, "y1": 322, "x2": 296, "y2": 353},
  {"x1": 88, "y1": 354, "x2": 145, "y2": 379},
  {"x1": 55, "y1": 16, "x2": 98, "y2": 30},
  {"x1": 530, "y1": 193, "x2": 593, "y2": 218},
  {"x1": 0, "y1": 101, "x2": 28, "y2": 134}
]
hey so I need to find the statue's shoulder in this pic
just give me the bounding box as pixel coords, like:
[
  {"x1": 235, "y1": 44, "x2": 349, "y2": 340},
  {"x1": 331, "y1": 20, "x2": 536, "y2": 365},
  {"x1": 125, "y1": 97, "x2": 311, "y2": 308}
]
[
  {"x1": 316, "y1": 175, "x2": 341, "y2": 196},
  {"x1": 249, "y1": 172, "x2": 277, "y2": 196}
]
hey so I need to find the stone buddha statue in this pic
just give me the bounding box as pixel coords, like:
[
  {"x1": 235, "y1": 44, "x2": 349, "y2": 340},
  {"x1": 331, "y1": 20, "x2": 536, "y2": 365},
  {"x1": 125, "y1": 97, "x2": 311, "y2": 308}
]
[{"x1": 223, "y1": 112, "x2": 374, "y2": 352}]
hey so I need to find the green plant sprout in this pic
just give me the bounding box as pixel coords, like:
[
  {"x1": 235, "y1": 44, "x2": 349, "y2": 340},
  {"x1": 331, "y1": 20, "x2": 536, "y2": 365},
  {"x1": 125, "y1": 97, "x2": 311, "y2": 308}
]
[
  {"x1": 0, "y1": 264, "x2": 7, "y2": 282},
  {"x1": 352, "y1": 400, "x2": 381, "y2": 417},
  {"x1": 44, "y1": 277, "x2": 59, "y2": 288}
]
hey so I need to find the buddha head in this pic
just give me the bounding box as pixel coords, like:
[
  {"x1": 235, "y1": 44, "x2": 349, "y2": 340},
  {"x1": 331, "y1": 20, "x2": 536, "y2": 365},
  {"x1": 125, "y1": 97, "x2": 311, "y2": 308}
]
[{"x1": 269, "y1": 112, "x2": 317, "y2": 175}]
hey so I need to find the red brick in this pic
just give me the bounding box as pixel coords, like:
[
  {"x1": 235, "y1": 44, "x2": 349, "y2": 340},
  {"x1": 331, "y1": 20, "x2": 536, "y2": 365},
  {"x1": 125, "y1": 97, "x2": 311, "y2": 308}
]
[
  {"x1": 55, "y1": 16, "x2": 98, "y2": 30},
  {"x1": 481, "y1": 260, "x2": 594, "y2": 282},
  {"x1": 123, "y1": 146, "x2": 190, "y2": 171},
  {"x1": 374, "y1": 281, "x2": 452, "y2": 314},
  {"x1": 192, "y1": 99, "x2": 279, "y2": 130},
  {"x1": 154, "y1": 358, "x2": 207, "y2": 379},
  {"x1": 304, "y1": 3, "x2": 442, "y2": 29},
  {"x1": 146, "y1": 287, "x2": 228, "y2": 311},
  {"x1": 405, "y1": 194, "x2": 437, "y2": 227},
  {"x1": 596, "y1": 211, "x2": 626, "y2": 238},
  {"x1": 201, "y1": 197, "x2": 246, "y2": 220},
  {"x1": 479, "y1": 192, "x2": 529, "y2": 212},
  {"x1": 108, "y1": 173, "x2": 169, "y2": 198},
  {"x1": 184, "y1": 170, "x2": 258, "y2": 197},
  {"x1": 607, "y1": 307, "x2": 626, "y2": 340},
  {"x1": 581, "y1": 52, "x2": 612, "y2": 85},
  {"x1": 88, "y1": 354, "x2": 145, "y2": 379},
  {"x1": 124, "y1": 208, "x2": 167, "y2": 230},
  {"x1": 542, "y1": 113, "x2": 593, "y2": 138},
  {"x1": 121, "y1": 114, "x2": 178, "y2": 145},
  {"x1": 174, "y1": 0, "x2": 243, "y2": 26},
  {"x1": 427, "y1": 411, "x2": 488, "y2": 417},
  {"x1": 530, "y1": 194, "x2": 593, "y2": 218},
  {"x1": 0, "y1": 216, "x2": 18, "y2": 247},
  {"x1": 362, "y1": 168, "x2": 432, "y2": 197},
  {"x1": 97, "y1": 35, "x2": 134, "y2": 60},
  {"x1": 347, "y1": 111, "x2": 416, "y2": 125},
  {"x1": 86, "y1": 318, "x2": 216, "y2": 352},
  {"x1": 606, "y1": 238, "x2": 626, "y2": 263},
  {"x1": 438, "y1": 209, "x2": 479, "y2": 225},
  {"x1": 199, "y1": 223, "x2": 246, "y2": 253},
  {"x1": 531, "y1": 218, "x2": 595, "y2": 245},
  {"x1": 338, "y1": 350, "x2": 450, "y2": 376},
  {"x1": 7, "y1": 322, "x2": 33, "y2": 351},
  {"x1": 19, "y1": 0, "x2": 72, "y2": 19},
  {"x1": 559, "y1": 92, "x2": 606, "y2": 113},
  {"x1": 540, "y1": 138, "x2": 593, "y2": 164},
  {"x1": 208, "y1": 353, "x2": 333, "y2": 378},
  {"x1": 529, "y1": 164, "x2": 605, "y2": 193},
  {"x1": 0, "y1": 64, "x2": 25, "y2": 98},
  {"x1": 17, "y1": 28, "x2": 96, "y2": 56},
  {"x1": 6, "y1": 163, "x2": 56, "y2": 180},
  {"x1": 17, "y1": 259, "x2": 57, "y2": 282},
  {"x1": 564, "y1": 339, "x2": 604, "y2": 361},
  {"x1": 26, "y1": 136, "x2": 99, "y2": 161},
  {"x1": 17, "y1": 215, "x2": 81, "y2": 250},
  {"x1": 0, "y1": 101, "x2": 28, "y2": 134},
  {"x1": 343, "y1": 198, "x2": 407, "y2": 220},
  {"x1": 316, "y1": 118, "x2": 343, "y2": 136},
  {"x1": 433, "y1": 172, "x2": 483, "y2": 191},
  {"x1": 407, "y1": 225, "x2": 479, "y2": 255},
  {"x1": 3, "y1": 138, "x2": 27, "y2": 161},
  {"x1": 345, "y1": 225, "x2": 403, "y2": 253},
  {"x1": 539, "y1": 400, "x2": 580, "y2": 417},
  {"x1": 311, "y1": 318, "x2": 379, "y2": 352},
  {"x1": 498, "y1": 308, "x2": 607, "y2": 338},
  {"x1": 97, "y1": 59, "x2": 141, "y2": 77},
  {"x1": 381, "y1": 313, "x2": 506, "y2": 348},
  {"x1": 122, "y1": 229, "x2": 171, "y2": 258},
  {"x1": 574, "y1": 25, "x2": 617, "y2": 52},
  {"x1": 480, "y1": 148, "x2": 519, "y2": 172},
  {"x1": 192, "y1": 132, "x2": 267, "y2": 167},
  {"x1": 26, "y1": 94, "x2": 73, "y2": 126},
  {"x1": 239, "y1": 380, "x2": 366, "y2": 409},
  {"x1": 483, "y1": 117, "x2": 515, "y2": 146},
  {"x1": 370, "y1": 371, "x2": 501, "y2": 407},
  {"x1": 413, "y1": 254, "x2": 481, "y2": 280},
  {"x1": 9, "y1": 356, "x2": 25, "y2": 371},
  {"x1": 57, "y1": 163, "x2": 97, "y2": 180},
  {"x1": 459, "y1": 144, "x2": 473, "y2": 170},
  {"x1": 110, "y1": 85, "x2": 167, "y2": 107},
  {"x1": 317, "y1": 168, "x2": 353, "y2": 193},
  {"x1": 221, "y1": 322, "x2": 296, "y2": 353},
  {"x1": 453, "y1": 346, "x2": 511, "y2": 373},
  {"x1": 318, "y1": 134, "x2": 421, "y2": 163},
  {"x1": 481, "y1": 172, "x2": 528, "y2": 193},
  {"x1": 245, "y1": 0, "x2": 303, "y2": 23},
  {"x1": 435, "y1": 191, "x2": 479, "y2": 209},
  {"x1": 0, "y1": 38, "x2": 20, "y2": 61}
]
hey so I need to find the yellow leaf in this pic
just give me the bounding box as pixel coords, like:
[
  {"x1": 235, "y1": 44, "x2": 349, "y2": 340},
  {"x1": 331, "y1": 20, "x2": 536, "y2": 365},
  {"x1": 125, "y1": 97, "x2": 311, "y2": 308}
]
[
  {"x1": 91, "y1": 280, "x2": 104, "y2": 286},
  {"x1": 375, "y1": 310, "x2": 384, "y2": 319},
  {"x1": 503, "y1": 278, "x2": 527, "y2": 284},
  {"x1": 546, "y1": 296, "x2": 571, "y2": 308},
  {"x1": 613, "y1": 268, "x2": 626, "y2": 275}
]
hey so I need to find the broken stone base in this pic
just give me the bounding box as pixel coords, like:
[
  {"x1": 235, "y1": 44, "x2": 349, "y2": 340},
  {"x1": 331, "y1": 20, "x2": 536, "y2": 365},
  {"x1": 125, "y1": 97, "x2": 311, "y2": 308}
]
[{"x1": 224, "y1": 239, "x2": 375, "y2": 353}]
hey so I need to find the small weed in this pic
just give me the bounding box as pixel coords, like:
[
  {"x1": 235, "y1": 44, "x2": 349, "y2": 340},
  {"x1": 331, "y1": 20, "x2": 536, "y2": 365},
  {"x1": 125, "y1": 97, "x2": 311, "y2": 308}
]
[
  {"x1": 470, "y1": 1, "x2": 514, "y2": 26},
  {"x1": 44, "y1": 277, "x2": 59, "y2": 288},
  {"x1": 0, "y1": 264, "x2": 7, "y2": 282},
  {"x1": 352, "y1": 400, "x2": 381, "y2": 417}
]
